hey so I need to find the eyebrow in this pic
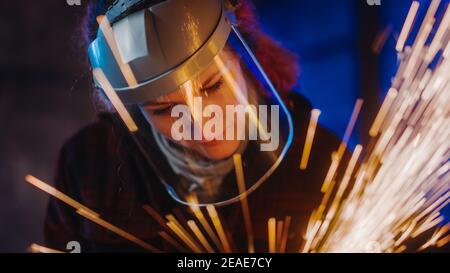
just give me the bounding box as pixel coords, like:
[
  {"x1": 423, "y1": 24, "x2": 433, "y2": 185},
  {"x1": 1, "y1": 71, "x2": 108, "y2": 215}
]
[
  {"x1": 143, "y1": 71, "x2": 222, "y2": 108},
  {"x1": 202, "y1": 71, "x2": 221, "y2": 87}
]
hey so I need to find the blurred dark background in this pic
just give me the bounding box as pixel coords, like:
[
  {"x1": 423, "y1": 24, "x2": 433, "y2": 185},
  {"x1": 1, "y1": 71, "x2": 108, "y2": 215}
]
[
  {"x1": 0, "y1": 0, "x2": 448, "y2": 252},
  {"x1": 0, "y1": 1, "x2": 96, "y2": 252}
]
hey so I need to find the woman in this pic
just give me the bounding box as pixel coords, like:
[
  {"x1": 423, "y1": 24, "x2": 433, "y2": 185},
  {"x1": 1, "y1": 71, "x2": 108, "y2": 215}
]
[{"x1": 45, "y1": 0, "x2": 346, "y2": 252}]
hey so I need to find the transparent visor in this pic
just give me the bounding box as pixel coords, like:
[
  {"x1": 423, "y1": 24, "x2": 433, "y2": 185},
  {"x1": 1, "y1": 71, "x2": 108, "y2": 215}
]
[{"x1": 94, "y1": 27, "x2": 293, "y2": 207}]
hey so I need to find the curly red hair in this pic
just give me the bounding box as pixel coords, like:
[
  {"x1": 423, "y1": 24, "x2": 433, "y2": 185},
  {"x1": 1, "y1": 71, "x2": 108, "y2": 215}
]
[{"x1": 233, "y1": 0, "x2": 300, "y2": 94}]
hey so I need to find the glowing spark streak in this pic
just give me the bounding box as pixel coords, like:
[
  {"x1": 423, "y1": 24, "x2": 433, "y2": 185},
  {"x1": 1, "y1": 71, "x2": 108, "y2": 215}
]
[
  {"x1": 268, "y1": 217, "x2": 276, "y2": 253},
  {"x1": 300, "y1": 109, "x2": 321, "y2": 170},
  {"x1": 424, "y1": 5, "x2": 450, "y2": 62},
  {"x1": 187, "y1": 220, "x2": 215, "y2": 253},
  {"x1": 142, "y1": 204, "x2": 189, "y2": 252},
  {"x1": 402, "y1": 18, "x2": 434, "y2": 78},
  {"x1": 436, "y1": 234, "x2": 450, "y2": 248},
  {"x1": 279, "y1": 216, "x2": 292, "y2": 253},
  {"x1": 304, "y1": 1, "x2": 449, "y2": 251},
  {"x1": 76, "y1": 208, "x2": 160, "y2": 252},
  {"x1": 233, "y1": 153, "x2": 255, "y2": 253},
  {"x1": 418, "y1": 224, "x2": 449, "y2": 250},
  {"x1": 311, "y1": 145, "x2": 363, "y2": 250},
  {"x1": 187, "y1": 195, "x2": 223, "y2": 251},
  {"x1": 334, "y1": 145, "x2": 363, "y2": 202},
  {"x1": 402, "y1": 0, "x2": 440, "y2": 79},
  {"x1": 214, "y1": 56, "x2": 272, "y2": 146},
  {"x1": 393, "y1": 245, "x2": 407, "y2": 253},
  {"x1": 167, "y1": 221, "x2": 202, "y2": 253},
  {"x1": 29, "y1": 244, "x2": 64, "y2": 254},
  {"x1": 338, "y1": 99, "x2": 364, "y2": 157},
  {"x1": 206, "y1": 205, "x2": 232, "y2": 253},
  {"x1": 93, "y1": 68, "x2": 138, "y2": 132},
  {"x1": 25, "y1": 175, "x2": 161, "y2": 252},
  {"x1": 142, "y1": 204, "x2": 167, "y2": 228},
  {"x1": 369, "y1": 88, "x2": 398, "y2": 137},
  {"x1": 396, "y1": 1, "x2": 420, "y2": 52},
  {"x1": 276, "y1": 220, "x2": 283, "y2": 252},
  {"x1": 166, "y1": 214, "x2": 203, "y2": 253},
  {"x1": 321, "y1": 99, "x2": 363, "y2": 193},
  {"x1": 25, "y1": 175, "x2": 99, "y2": 218}
]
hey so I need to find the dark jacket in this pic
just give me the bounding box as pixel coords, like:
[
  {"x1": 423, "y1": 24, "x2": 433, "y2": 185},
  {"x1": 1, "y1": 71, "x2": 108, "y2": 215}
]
[{"x1": 44, "y1": 92, "x2": 346, "y2": 252}]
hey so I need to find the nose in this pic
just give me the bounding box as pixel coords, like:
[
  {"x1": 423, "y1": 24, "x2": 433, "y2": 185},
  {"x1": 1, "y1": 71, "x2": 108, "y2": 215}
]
[{"x1": 188, "y1": 98, "x2": 225, "y2": 142}]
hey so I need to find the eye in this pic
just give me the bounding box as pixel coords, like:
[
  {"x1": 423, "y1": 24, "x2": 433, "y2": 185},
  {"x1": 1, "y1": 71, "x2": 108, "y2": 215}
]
[{"x1": 201, "y1": 78, "x2": 224, "y2": 94}]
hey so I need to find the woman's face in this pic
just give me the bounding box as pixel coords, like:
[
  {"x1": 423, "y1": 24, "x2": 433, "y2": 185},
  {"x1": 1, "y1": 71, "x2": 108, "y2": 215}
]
[{"x1": 141, "y1": 50, "x2": 247, "y2": 160}]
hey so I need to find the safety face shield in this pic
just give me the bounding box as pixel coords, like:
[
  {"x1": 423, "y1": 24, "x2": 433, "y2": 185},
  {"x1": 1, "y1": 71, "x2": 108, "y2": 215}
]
[{"x1": 89, "y1": 0, "x2": 293, "y2": 207}]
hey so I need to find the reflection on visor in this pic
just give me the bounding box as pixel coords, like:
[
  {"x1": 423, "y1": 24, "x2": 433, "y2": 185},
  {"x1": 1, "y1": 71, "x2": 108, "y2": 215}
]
[
  {"x1": 92, "y1": 18, "x2": 294, "y2": 207},
  {"x1": 140, "y1": 50, "x2": 280, "y2": 157}
]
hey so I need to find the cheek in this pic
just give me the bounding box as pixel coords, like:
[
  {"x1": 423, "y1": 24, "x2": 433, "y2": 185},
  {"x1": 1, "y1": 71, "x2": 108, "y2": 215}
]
[
  {"x1": 208, "y1": 85, "x2": 242, "y2": 109},
  {"x1": 146, "y1": 114, "x2": 175, "y2": 139}
]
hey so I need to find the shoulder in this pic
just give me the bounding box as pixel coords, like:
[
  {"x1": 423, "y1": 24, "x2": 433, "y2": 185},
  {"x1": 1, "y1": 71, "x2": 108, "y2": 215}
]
[
  {"x1": 279, "y1": 91, "x2": 348, "y2": 186},
  {"x1": 55, "y1": 113, "x2": 130, "y2": 194},
  {"x1": 285, "y1": 91, "x2": 342, "y2": 149},
  {"x1": 285, "y1": 91, "x2": 313, "y2": 114}
]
